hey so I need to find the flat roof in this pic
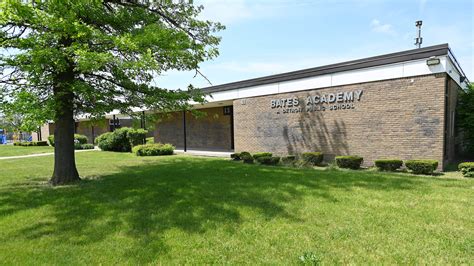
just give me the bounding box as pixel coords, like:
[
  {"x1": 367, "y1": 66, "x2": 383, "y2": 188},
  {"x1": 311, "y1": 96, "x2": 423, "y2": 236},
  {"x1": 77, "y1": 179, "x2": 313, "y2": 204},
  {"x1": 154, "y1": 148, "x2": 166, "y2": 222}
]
[{"x1": 202, "y1": 44, "x2": 453, "y2": 93}]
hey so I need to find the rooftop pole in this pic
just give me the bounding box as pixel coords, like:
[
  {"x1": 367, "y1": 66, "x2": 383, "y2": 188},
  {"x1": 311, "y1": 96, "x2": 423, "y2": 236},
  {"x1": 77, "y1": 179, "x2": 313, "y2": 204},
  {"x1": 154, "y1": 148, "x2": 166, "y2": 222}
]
[{"x1": 415, "y1": 20, "x2": 423, "y2": 48}]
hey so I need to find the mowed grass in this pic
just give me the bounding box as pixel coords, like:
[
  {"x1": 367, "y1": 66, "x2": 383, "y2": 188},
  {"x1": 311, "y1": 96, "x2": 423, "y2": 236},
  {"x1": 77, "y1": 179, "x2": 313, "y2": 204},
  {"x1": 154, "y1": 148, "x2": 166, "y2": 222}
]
[
  {"x1": 0, "y1": 152, "x2": 472, "y2": 264},
  {"x1": 0, "y1": 145, "x2": 53, "y2": 157}
]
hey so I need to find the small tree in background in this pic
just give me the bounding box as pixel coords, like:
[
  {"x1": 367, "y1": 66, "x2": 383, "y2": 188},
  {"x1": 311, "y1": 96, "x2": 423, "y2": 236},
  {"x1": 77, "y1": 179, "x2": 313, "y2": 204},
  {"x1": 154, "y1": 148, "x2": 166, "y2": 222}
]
[
  {"x1": 0, "y1": 1, "x2": 224, "y2": 185},
  {"x1": 457, "y1": 83, "x2": 474, "y2": 156}
]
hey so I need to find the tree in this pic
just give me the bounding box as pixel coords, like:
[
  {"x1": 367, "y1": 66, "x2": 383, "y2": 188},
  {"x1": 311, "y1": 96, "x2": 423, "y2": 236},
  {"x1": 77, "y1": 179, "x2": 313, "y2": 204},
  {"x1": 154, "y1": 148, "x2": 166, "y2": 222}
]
[
  {"x1": 0, "y1": 1, "x2": 224, "y2": 185},
  {"x1": 457, "y1": 83, "x2": 474, "y2": 155},
  {"x1": 1, "y1": 90, "x2": 49, "y2": 134}
]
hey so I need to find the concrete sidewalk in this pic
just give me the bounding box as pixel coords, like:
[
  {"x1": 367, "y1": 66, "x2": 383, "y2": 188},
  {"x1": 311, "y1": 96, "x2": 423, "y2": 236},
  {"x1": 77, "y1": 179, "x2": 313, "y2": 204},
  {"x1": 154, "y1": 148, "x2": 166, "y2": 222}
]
[
  {"x1": 0, "y1": 148, "x2": 99, "y2": 160},
  {"x1": 174, "y1": 149, "x2": 233, "y2": 158}
]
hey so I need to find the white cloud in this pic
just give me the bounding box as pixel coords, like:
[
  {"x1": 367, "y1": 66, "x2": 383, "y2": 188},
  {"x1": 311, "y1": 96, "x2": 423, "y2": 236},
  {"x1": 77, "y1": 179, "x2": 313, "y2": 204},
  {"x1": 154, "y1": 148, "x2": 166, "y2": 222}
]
[{"x1": 370, "y1": 19, "x2": 395, "y2": 35}]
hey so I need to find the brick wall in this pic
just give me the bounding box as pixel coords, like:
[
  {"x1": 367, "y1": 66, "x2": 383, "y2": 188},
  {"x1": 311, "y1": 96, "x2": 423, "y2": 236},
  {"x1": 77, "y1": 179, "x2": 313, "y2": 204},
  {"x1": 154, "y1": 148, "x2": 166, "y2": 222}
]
[
  {"x1": 233, "y1": 74, "x2": 448, "y2": 168},
  {"x1": 75, "y1": 119, "x2": 109, "y2": 144},
  {"x1": 154, "y1": 107, "x2": 233, "y2": 151}
]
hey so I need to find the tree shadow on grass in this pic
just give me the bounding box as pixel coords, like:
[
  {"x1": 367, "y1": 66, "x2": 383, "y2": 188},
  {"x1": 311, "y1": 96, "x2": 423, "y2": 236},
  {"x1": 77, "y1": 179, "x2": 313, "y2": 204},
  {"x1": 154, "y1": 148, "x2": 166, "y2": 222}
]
[{"x1": 0, "y1": 157, "x2": 422, "y2": 263}]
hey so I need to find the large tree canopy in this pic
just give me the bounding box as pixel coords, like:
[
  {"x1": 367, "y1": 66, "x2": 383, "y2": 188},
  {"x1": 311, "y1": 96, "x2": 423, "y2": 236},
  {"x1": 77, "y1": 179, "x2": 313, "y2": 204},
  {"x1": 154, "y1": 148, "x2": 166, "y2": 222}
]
[
  {"x1": 457, "y1": 83, "x2": 474, "y2": 155},
  {"x1": 0, "y1": 0, "x2": 224, "y2": 185}
]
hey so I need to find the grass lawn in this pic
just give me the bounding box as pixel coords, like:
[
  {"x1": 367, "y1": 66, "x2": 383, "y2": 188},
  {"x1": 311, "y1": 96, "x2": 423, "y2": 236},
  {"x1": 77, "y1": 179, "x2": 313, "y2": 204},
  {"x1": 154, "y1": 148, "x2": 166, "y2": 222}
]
[
  {"x1": 0, "y1": 145, "x2": 54, "y2": 157},
  {"x1": 0, "y1": 152, "x2": 472, "y2": 264}
]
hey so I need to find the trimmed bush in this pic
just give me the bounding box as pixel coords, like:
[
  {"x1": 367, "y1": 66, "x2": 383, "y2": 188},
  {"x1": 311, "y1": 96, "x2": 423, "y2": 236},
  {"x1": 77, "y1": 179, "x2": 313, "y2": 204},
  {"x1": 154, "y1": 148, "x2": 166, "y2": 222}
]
[
  {"x1": 281, "y1": 155, "x2": 296, "y2": 165},
  {"x1": 127, "y1": 128, "x2": 148, "y2": 147},
  {"x1": 405, "y1": 160, "x2": 438, "y2": 175},
  {"x1": 239, "y1": 151, "x2": 251, "y2": 158},
  {"x1": 302, "y1": 152, "x2": 324, "y2": 166},
  {"x1": 374, "y1": 159, "x2": 403, "y2": 171},
  {"x1": 256, "y1": 156, "x2": 280, "y2": 166},
  {"x1": 74, "y1": 134, "x2": 88, "y2": 144},
  {"x1": 133, "y1": 143, "x2": 175, "y2": 156},
  {"x1": 241, "y1": 153, "x2": 254, "y2": 164},
  {"x1": 96, "y1": 128, "x2": 131, "y2": 152},
  {"x1": 335, "y1": 155, "x2": 364, "y2": 169},
  {"x1": 458, "y1": 162, "x2": 474, "y2": 178},
  {"x1": 48, "y1": 134, "x2": 88, "y2": 147},
  {"x1": 230, "y1": 153, "x2": 241, "y2": 161},
  {"x1": 252, "y1": 152, "x2": 272, "y2": 160},
  {"x1": 95, "y1": 132, "x2": 113, "y2": 149}
]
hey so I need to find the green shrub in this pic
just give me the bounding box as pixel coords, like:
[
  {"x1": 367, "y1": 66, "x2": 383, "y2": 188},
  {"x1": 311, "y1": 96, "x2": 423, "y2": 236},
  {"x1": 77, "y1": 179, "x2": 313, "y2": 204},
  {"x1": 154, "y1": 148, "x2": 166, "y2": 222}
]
[
  {"x1": 241, "y1": 153, "x2": 254, "y2": 164},
  {"x1": 127, "y1": 128, "x2": 148, "y2": 147},
  {"x1": 230, "y1": 153, "x2": 241, "y2": 161},
  {"x1": 458, "y1": 162, "x2": 474, "y2": 178},
  {"x1": 96, "y1": 128, "x2": 131, "y2": 152},
  {"x1": 36, "y1": 141, "x2": 49, "y2": 146},
  {"x1": 405, "y1": 160, "x2": 438, "y2": 175},
  {"x1": 252, "y1": 152, "x2": 272, "y2": 159},
  {"x1": 48, "y1": 135, "x2": 55, "y2": 146},
  {"x1": 95, "y1": 132, "x2": 111, "y2": 145},
  {"x1": 374, "y1": 159, "x2": 403, "y2": 171},
  {"x1": 302, "y1": 152, "x2": 324, "y2": 166},
  {"x1": 132, "y1": 143, "x2": 175, "y2": 156},
  {"x1": 14, "y1": 141, "x2": 49, "y2": 147},
  {"x1": 74, "y1": 134, "x2": 88, "y2": 144},
  {"x1": 281, "y1": 155, "x2": 296, "y2": 165},
  {"x1": 77, "y1": 144, "x2": 95, "y2": 150},
  {"x1": 48, "y1": 134, "x2": 87, "y2": 146},
  {"x1": 74, "y1": 142, "x2": 82, "y2": 150},
  {"x1": 256, "y1": 156, "x2": 280, "y2": 165},
  {"x1": 239, "y1": 151, "x2": 251, "y2": 158},
  {"x1": 335, "y1": 155, "x2": 363, "y2": 169}
]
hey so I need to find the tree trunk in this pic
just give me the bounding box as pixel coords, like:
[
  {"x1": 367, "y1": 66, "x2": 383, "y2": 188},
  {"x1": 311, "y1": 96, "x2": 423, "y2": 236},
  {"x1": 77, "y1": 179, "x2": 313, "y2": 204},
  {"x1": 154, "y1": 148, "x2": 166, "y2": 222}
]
[
  {"x1": 50, "y1": 97, "x2": 80, "y2": 185},
  {"x1": 50, "y1": 72, "x2": 80, "y2": 185}
]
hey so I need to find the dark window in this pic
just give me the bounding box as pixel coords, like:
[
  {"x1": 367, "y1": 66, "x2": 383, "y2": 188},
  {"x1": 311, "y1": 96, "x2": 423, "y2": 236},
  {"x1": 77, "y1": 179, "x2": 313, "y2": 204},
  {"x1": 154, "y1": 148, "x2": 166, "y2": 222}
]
[{"x1": 223, "y1": 106, "x2": 233, "y2": 115}]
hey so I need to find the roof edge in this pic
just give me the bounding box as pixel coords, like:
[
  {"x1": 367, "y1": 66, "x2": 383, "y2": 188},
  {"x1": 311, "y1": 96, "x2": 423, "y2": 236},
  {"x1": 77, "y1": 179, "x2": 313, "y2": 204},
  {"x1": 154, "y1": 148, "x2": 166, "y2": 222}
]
[{"x1": 202, "y1": 43, "x2": 449, "y2": 93}]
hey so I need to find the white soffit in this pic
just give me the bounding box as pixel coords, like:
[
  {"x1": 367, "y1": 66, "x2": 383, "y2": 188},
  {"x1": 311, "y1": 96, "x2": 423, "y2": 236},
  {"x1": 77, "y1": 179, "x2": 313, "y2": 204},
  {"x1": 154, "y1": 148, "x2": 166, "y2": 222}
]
[{"x1": 207, "y1": 56, "x2": 452, "y2": 102}]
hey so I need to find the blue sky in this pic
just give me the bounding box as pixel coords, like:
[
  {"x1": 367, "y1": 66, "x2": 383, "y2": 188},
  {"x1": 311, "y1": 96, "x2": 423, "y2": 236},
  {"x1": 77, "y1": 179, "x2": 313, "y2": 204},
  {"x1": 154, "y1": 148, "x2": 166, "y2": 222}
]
[{"x1": 157, "y1": 0, "x2": 473, "y2": 89}]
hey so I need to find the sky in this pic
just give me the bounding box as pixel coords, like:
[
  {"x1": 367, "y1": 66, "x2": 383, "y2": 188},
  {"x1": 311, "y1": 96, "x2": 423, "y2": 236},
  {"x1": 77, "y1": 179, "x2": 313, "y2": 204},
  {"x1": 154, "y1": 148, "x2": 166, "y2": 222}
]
[{"x1": 156, "y1": 0, "x2": 473, "y2": 90}]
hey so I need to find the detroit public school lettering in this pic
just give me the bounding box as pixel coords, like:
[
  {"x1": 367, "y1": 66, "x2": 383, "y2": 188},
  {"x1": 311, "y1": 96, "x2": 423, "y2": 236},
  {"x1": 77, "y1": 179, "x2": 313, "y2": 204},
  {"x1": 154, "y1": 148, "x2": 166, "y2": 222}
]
[{"x1": 270, "y1": 90, "x2": 363, "y2": 114}]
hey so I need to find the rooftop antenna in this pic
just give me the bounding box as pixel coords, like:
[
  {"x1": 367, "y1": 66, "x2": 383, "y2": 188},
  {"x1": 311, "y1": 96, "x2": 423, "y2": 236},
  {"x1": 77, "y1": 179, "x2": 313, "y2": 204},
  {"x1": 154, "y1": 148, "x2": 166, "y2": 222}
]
[{"x1": 414, "y1": 20, "x2": 423, "y2": 48}]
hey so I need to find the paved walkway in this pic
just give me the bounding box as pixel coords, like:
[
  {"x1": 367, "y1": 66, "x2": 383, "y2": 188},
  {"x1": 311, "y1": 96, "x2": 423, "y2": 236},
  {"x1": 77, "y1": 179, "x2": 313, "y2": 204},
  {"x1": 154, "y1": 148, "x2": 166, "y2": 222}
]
[
  {"x1": 0, "y1": 148, "x2": 99, "y2": 160},
  {"x1": 0, "y1": 148, "x2": 232, "y2": 160},
  {"x1": 174, "y1": 149, "x2": 233, "y2": 158}
]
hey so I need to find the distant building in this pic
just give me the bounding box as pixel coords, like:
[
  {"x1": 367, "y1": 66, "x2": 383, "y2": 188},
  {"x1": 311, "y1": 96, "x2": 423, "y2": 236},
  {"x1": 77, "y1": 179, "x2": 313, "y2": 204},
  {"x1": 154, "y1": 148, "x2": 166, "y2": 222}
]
[{"x1": 33, "y1": 114, "x2": 133, "y2": 144}]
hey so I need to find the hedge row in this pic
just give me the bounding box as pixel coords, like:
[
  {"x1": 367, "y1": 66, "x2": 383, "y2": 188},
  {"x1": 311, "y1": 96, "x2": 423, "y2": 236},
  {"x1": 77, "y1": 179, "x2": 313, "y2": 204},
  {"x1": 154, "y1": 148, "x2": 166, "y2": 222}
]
[
  {"x1": 230, "y1": 152, "x2": 445, "y2": 175},
  {"x1": 75, "y1": 143, "x2": 95, "y2": 150},
  {"x1": 13, "y1": 141, "x2": 49, "y2": 147},
  {"x1": 374, "y1": 159, "x2": 438, "y2": 175}
]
